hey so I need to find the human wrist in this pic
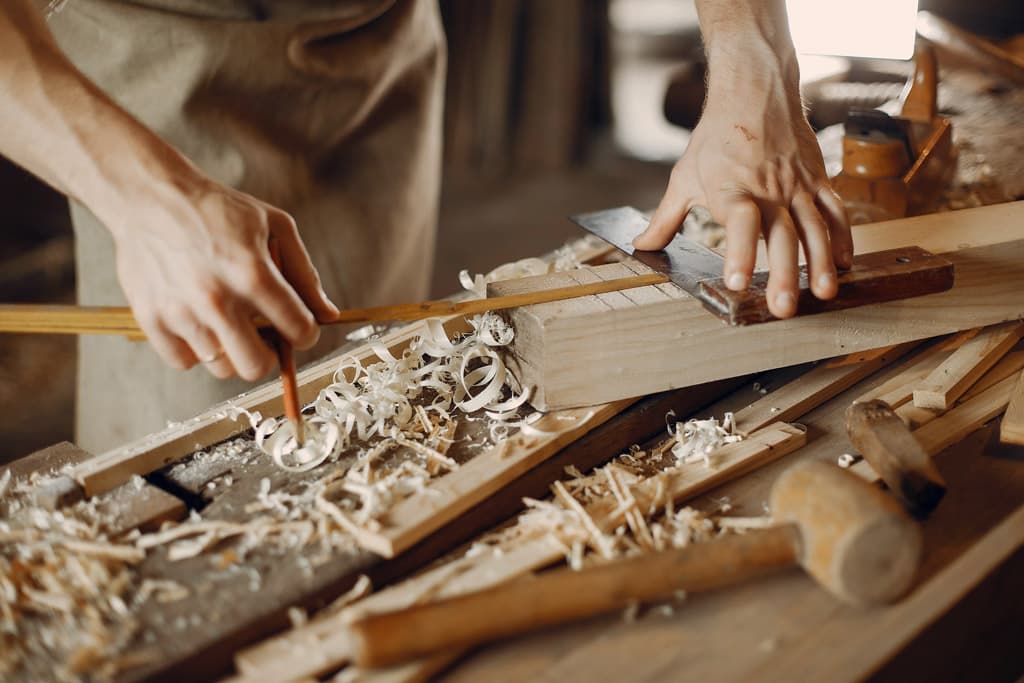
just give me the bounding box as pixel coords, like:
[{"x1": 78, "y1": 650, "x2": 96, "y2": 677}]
[{"x1": 697, "y1": 1, "x2": 802, "y2": 112}]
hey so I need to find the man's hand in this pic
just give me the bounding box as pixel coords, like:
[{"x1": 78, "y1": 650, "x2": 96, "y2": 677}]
[
  {"x1": 634, "y1": 0, "x2": 852, "y2": 319},
  {"x1": 110, "y1": 172, "x2": 339, "y2": 381},
  {"x1": 1, "y1": 0, "x2": 338, "y2": 381}
]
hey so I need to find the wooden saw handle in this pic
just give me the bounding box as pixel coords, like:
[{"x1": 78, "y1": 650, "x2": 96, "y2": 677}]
[{"x1": 348, "y1": 524, "x2": 799, "y2": 669}]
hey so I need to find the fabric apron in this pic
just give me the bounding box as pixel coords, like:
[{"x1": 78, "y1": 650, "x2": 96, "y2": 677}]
[{"x1": 46, "y1": 0, "x2": 446, "y2": 453}]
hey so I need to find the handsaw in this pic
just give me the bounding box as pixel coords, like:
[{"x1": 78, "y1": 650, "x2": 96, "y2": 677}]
[{"x1": 572, "y1": 206, "x2": 955, "y2": 326}]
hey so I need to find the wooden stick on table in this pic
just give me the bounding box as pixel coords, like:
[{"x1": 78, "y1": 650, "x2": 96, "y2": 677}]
[{"x1": 0, "y1": 273, "x2": 670, "y2": 338}]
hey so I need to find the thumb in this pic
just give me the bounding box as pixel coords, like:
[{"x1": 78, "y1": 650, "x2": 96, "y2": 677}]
[
  {"x1": 632, "y1": 182, "x2": 694, "y2": 251},
  {"x1": 270, "y1": 215, "x2": 341, "y2": 323}
]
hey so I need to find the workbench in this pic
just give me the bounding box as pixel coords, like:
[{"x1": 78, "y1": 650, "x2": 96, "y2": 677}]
[
  {"x1": 5, "y1": 56, "x2": 1024, "y2": 683},
  {"x1": 5, "y1": 254, "x2": 1023, "y2": 683}
]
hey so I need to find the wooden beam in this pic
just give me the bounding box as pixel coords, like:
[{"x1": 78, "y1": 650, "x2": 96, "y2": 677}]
[
  {"x1": 1000, "y1": 370, "x2": 1024, "y2": 445},
  {"x1": 492, "y1": 202, "x2": 1024, "y2": 411},
  {"x1": 912, "y1": 322, "x2": 1024, "y2": 410}
]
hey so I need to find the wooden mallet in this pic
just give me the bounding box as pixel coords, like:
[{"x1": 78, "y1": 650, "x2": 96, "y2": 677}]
[
  {"x1": 846, "y1": 399, "x2": 947, "y2": 517},
  {"x1": 346, "y1": 460, "x2": 923, "y2": 669}
]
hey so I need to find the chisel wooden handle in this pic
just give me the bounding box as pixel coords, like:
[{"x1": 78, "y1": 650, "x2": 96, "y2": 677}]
[{"x1": 348, "y1": 525, "x2": 800, "y2": 669}]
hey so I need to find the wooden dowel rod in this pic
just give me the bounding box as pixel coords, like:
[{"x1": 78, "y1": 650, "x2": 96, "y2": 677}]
[{"x1": 0, "y1": 273, "x2": 670, "y2": 339}]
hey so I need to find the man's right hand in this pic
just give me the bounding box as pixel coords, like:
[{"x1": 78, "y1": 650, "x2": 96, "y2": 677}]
[
  {"x1": 1, "y1": 0, "x2": 338, "y2": 381},
  {"x1": 110, "y1": 171, "x2": 340, "y2": 381}
]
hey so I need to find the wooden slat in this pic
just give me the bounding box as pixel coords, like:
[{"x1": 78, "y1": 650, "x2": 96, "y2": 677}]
[
  {"x1": 1000, "y1": 370, "x2": 1024, "y2": 445},
  {"x1": 493, "y1": 202, "x2": 1024, "y2": 410},
  {"x1": 356, "y1": 398, "x2": 638, "y2": 558},
  {"x1": 912, "y1": 321, "x2": 1024, "y2": 409},
  {"x1": 854, "y1": 330, "x2": 975, "y2": 406},
  {"x1": 732, "y1": 341, "x2": 920, "y2": 434}
]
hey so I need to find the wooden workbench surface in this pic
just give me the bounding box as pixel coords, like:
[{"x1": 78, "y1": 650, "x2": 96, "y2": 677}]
[{"x1": 437, "y1": 360, "x2": 1024, "y2": 683}]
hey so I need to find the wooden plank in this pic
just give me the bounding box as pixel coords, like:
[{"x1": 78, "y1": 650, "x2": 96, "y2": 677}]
[
  {"x1": 913, "y1": 372, "x2": 1018, "y2": 457},
  {"x1": 999, "y1": 370, "x2": 1024, "y2": 445},
  {"x1": 912, "y1": 321, "x2": 1024, "y2": 409},
  {"x1": 492, "y1": 202, "x2": 1024, "y2": 410},
  {"x1": 848, "y1": 350, "x2": 1024, "y2": 482}
]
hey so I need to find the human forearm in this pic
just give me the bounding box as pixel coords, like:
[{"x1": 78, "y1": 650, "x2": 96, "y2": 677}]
[
  {"x1": 696, "y1": 0, "x2": 801, "y2": 107},
  {"x1": 0, "y1": 0, "x2": 199, "y2": 236},
  {"x1": 636, "y1": 0, "x2": 851, "y2": 319},
  {"x1": 0, "y1": 0, "x2": 338, "y2": 380}
]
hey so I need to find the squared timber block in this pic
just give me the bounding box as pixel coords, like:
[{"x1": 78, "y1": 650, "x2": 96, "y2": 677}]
[{"x1": 491, "y1": 202, "x2": 1024, "y2": 411}]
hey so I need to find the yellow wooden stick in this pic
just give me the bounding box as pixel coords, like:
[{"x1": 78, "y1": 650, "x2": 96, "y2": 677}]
[{"x1": 0, "y1": 273, "x2": 670, "y2": 340}]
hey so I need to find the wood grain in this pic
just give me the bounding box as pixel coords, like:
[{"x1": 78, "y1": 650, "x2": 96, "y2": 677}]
[
  {"x1": 999, "y1": 370, "x2": 1024, "y2": 445},
  {"x1": 912, "y1": 321, "x2": 1024, "y2": 409},
  {"x1": 493, "y1": 202, "x2": 1024, "y2": 410}
]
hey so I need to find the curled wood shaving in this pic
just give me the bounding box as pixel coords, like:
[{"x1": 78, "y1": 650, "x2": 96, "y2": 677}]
[
  {"x1": 256, "y1": 313, "x2": 528, "y2": 479},
  {"x1": 665, "y1": 411, "x2": 743, "y2": 468}
]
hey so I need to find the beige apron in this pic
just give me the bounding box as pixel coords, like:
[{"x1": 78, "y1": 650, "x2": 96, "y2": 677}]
[{"x1": 47, "y1": 0, "x2": 446, "y2": 452}]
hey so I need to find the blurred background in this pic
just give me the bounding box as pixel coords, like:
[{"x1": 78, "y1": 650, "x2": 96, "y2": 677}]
[{"x1": 2, "y1": 0, "x2": 1023, "y2": 462}]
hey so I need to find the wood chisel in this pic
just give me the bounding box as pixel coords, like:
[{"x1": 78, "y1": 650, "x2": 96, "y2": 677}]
[{"x1": 572, "y1": 206, "x2": 955, "y2": 326}]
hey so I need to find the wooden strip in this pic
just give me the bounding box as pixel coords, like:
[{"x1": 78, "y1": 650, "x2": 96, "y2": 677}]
[
  {"x1": 0, "y1": 274, "x2": 667, "y2": 338},
  {"x1": 1000, "y1": 370, "x2": 1024, "y2": 445},
  {"x1": 234, "y1": 424, "x2": 806, "y2": 682},
  {"x1": 854, "y1": 330, "x2": 976, "y2": 407},
  {"x1": 912, "y1": 321, "x2": 1024, "y2": 409},
  {"x1": 851, "y1": 355, "x2": 1023, "y2": 482},
  {"x1": 494, "y1": 202, "x2": 1024, "y2": 410},
  {"x1": 913, "y1": 373, "x2": 1017, "y2": 457},
  {"x1": 355, "y1": 399, "x2": 637, "y2": 557},
  {"x1": 732, "y1": 341, "x2": 920, "y2": 434},
  {"x1": 895, "y1": 350, "x2": 1024, "y2": 430}
]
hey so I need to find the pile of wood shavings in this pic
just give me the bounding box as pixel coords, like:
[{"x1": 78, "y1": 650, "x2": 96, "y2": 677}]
[
  {"x1": 0, "y1": 465, "x2": 378, "y2": 681},
  {"x1": 246, "y1": 251, "x2": 591, "y2": 525},
  {"x1": 0, "y1": 474, "x2": 173, "y2": 682},
  {"x1": 514, "y1": 413, "x2": 763, "y2": 571}
]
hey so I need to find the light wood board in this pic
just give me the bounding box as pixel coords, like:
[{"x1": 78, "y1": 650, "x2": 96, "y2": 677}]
[{"x1": 492, "y1": 202, "x2": 1024, "y2": 410}]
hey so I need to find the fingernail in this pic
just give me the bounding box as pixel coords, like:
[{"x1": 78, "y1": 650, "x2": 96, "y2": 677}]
[
  {"x1": 322, "y1": 290, "x2": 341, "y2": 316},
  {"x1": 775, "y1": 292, "x2": 797, "y2": 316},
  {"x1": 727, "y1": 272, "x2": 748, "y2": 290},
  {"x1": 841, "y1": 250, "x2": 853, "y2": 268},
  {"x1": 817, "y1": 272, "x2": 836, "y2": 290}
]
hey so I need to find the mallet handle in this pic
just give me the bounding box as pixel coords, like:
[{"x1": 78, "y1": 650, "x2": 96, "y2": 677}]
[{"x1": 349, "y1": 524, "x2": 800, "y2": 669}]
